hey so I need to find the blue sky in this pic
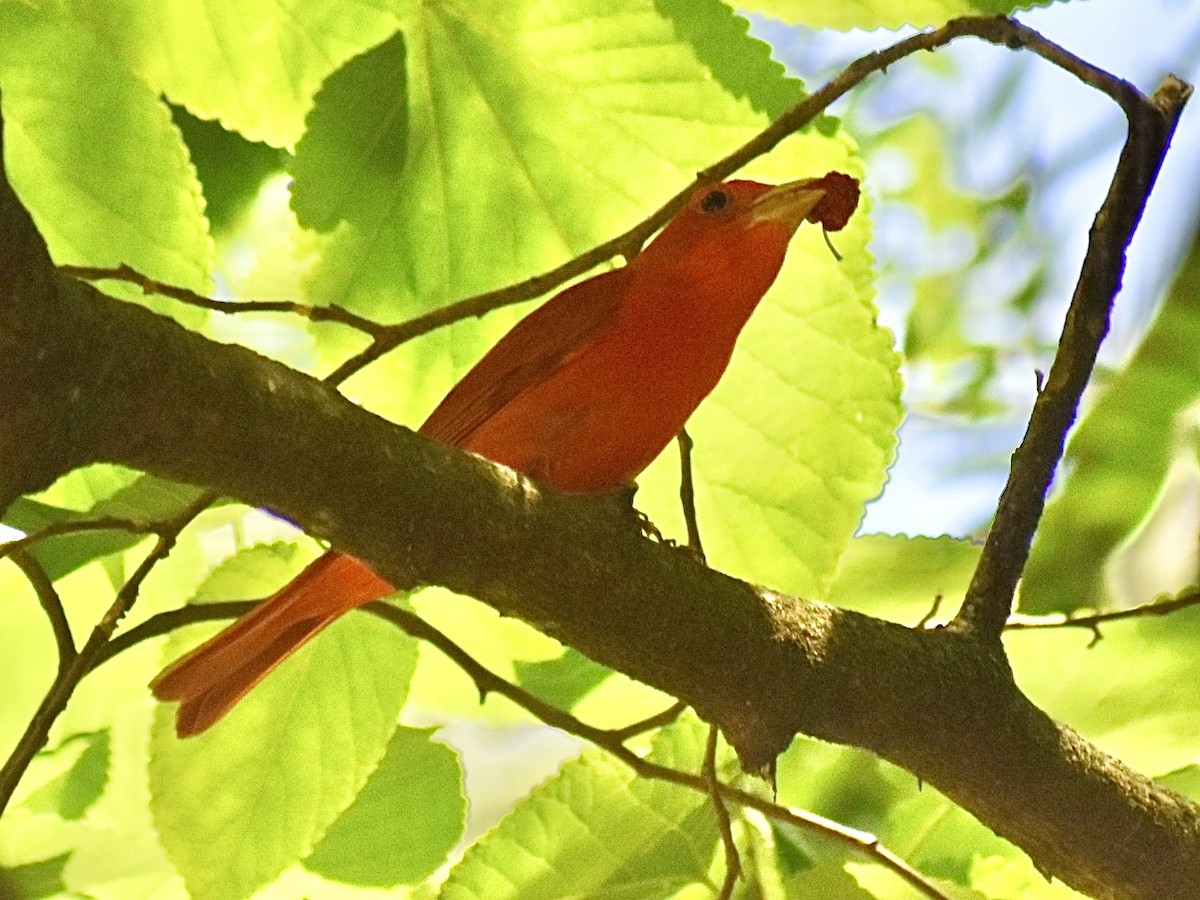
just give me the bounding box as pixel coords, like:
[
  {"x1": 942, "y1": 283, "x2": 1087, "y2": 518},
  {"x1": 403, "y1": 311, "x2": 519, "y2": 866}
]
[{"x1": 755, "y1": 0, "x2": 1200, "y2": 536}]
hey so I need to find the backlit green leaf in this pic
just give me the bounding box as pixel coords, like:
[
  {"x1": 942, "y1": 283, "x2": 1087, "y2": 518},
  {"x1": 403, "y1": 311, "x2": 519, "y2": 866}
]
[{"x1": 149, "y1": 544, "x2": 416, "y2": 900}]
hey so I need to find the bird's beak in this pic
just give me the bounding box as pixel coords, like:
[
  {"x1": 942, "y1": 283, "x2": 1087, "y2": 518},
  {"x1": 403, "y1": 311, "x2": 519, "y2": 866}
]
[{"x1": 747, "y1": 178, "x2": 828, "y2": 233}]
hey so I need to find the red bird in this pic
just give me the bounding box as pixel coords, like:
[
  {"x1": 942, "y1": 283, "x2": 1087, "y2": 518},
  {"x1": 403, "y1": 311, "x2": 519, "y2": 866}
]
[{"x1": 152, "y1": 172, "x2": 861, "y2": 736}]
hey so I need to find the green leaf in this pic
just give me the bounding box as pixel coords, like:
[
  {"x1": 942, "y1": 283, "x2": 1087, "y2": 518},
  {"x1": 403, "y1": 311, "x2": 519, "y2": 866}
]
[
  {"x1": 968, "y1": 855, "x2": 1086, "y2": 899},
  {"x1": 22, "y1": 731, "x2": 111, "y2": 821},
  {"x1": 303, "y1": 0, "x2": 836, "y2": 321},
  {"x1": 65, "y1": 0, "x2": 401, "y2": 147},
  {"x1": 27, "y1": 465, "x2": 142, "y2": 513},
  {"x1": 515, "y1": 648, "x2": 614, "y2": 710},
  {"x1": 881, "y1": 785, "x2": 1017, "y2": 885},
  {"x1": 291, "y1": 31, "x2": 408, "y2": 232},
  {"x1": 0, "y1": 852, "x2": 72, "y2": 899},
  {"x1": 304, "y1": 726, "x2": 465, "y2": 886},
  {"x1": 1158, "y1": 763, "x2": 1200, "y2": 802},
  {"x1": 407, "y1": 587, "x2": 577, "y2": 723},
  {"x1": 441, "y1": 715, "x2": 718, "y2": 899},
  {"x1": 653, "y1": 0, "x2": 804, "y2": 119},
  {"x1": 149, "y1": 544, "x2": 416, "y2": 900},
  {"x1": 826, "y1": 533, "x2": 981, "y2": 623},
  {"x1": 1023, "y1": 237, "x2": 1200, "y2": 613},
  {"x1": 10, "y1": 477, "x2": 210, "y2": 584},
  {"x1": 0, "y1": 5, "x2": 210, "y2": 287},
  {"x1": 784, "y1": 860, "x2": 876, "y2": 899},
  {"x1": 776, "y1": 737, "x2": 908, "y2": 837},
  {"x1": 735, "y1": 0, "x2": 1060, "y2": 31}
]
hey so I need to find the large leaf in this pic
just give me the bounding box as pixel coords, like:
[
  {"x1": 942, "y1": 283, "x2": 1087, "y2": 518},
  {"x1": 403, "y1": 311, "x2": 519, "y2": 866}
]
[
  {"x1": 1022, "y1": 235, "x2": 1200, "y2": 613},
  {"x1": 19, "y1": 731, "x2": 110, "y2": 822},
  {"x1": 827, "y1": 533, "x2": 981, "y2": 623},
  {"x1": 440, "y1": 715, "x2": 719, "y2": 899},
  {"x1": 304, "y1": 726, "x2": 464, "y2": 887},
  {"x1": 290, "y1": 32, "x2": 408, "y2": 233},
  {"x1": 149, "y1": 544, "x2": 416, "y2": 900},
  {"x1": 65, "y1": 0, "x2": 400, "y2": 147},
  {"x1": 0, "y1": 6, "x2": 211, "y2": 287}
]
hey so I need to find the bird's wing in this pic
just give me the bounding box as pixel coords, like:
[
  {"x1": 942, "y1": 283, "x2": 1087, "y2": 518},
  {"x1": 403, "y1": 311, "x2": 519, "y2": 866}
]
[{"x1": 420, "y1": 266, "x2": 631, "y2": 447}]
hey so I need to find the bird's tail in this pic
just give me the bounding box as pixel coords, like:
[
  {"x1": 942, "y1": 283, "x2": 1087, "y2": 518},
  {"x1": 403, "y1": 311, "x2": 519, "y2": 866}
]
[{"x1": 150, "y1": 551, "x2": 394, "y2": 737}]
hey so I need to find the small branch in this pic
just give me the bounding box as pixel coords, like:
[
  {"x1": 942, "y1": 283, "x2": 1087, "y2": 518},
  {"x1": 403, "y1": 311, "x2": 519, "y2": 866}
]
[
  {"x1": 0, "y1": 494, "x2": 211, "y2": 816},
  {"x1": 364, "y1": 605, "x2": 949, "y2": 900},
  {"x1": 89, "y1": 596, "x2": 947, "y2": 898},
  {"x1": 915, "y1": 593, "x2": 946, "y2": 630},
  {"x1": 680, "y1": 430, "x2": 733, "y2": 895},
  {"x1": 676, "y1": 430, "x2": 705, "y2": 560},
  {"x1": 708, "y1": 776, "x2": 952, "y2": 900},
  {"x1": 59, "y1": 264, "x2": 387, "y2": 340},
  {"x1": 7, "y1": 549, "x2": 75, "y2": 677},
  {"x1": 96, "y1": 602, "x2": 684, "y2": 740},
  {"x1": 1004, "y1": 589, "x2": 1200, "y2": 643},
  {"x1": 88, "y1": 600, "x2": 257, "y2": 670},
  {"x1": 605, "y1": 700, "x2": 688, "y2": 742},
  {"x1": 0, "y1": 516, "x2": 159, "y2": 562},
  {"x1": 705, "y1": 726, "x2": 740, "y2": 899},
  {"x1": 951, "y1": 68, "x2": 1191, "y2": 638}
]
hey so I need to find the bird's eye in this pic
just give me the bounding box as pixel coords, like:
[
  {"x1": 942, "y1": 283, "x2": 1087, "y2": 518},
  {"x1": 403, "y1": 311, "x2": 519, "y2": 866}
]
[{"x1": 699, "y1": 189, "x2": 729, "y2": 214}]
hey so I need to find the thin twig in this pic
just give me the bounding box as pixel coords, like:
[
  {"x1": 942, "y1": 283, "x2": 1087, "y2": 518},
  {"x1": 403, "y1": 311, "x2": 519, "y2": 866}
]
[
  {"x1": 87, "y1": 597, "x2": 949, "y2": 898},
  {"x1": 88, "y1": 600, "x2": 257, "y2": 670},
  {"x1": 0, "y1": 516, "x2": 159, "y2": 562},
  {"x1": 7, "y1": 549, "x2": 75, "y2": 677},
  {"x1": 677, "y1": 429, "x2": 705, "y2": 561},
  {"x1": 605, "y1": 700, "x2": 689, "y2": 742},
  {"x1": 58, "y1": 264, "x2": 387, "y2": 339},
  {"x1": 0, "y1": 494, "x2": 212, "y2": 817},
  {"x1": 705, "y1": 726, "x2": 740, "y2": 899},
  {"x1": 1004, "y1": 589, "x2": 1200, "y2": 646},
  {"x1": 915, "y1": 593, "x2": 945, "y2": 630}
]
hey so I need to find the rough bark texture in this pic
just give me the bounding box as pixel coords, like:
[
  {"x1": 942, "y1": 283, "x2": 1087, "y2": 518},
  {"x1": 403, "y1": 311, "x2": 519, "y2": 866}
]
[{"x1": 3, "y1": 106, "x2": 1200, "y2": 899}]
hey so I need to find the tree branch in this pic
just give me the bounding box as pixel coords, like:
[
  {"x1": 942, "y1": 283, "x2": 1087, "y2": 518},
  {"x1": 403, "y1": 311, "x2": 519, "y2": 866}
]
[
  {"x1": 953, "y1": 72, "x2": 1193, "y2": 639},
  {"x1": 1004, "y1": 589, "x2": 1200, "y2": 644},
  {"x1": 0, "y1": 495, "x2": 210, "y2": 816}
]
